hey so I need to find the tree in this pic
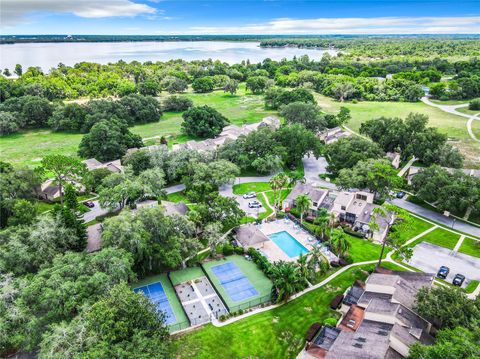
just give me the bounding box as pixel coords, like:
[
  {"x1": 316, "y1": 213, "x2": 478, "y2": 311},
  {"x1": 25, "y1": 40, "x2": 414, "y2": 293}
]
[
  {"x1": 138, "y1": 78, "x2": 160, "y2": 96},
  {"x1": 192, "y1": 77, "x2": 214, "y2": 93},
  {"x1": 78, "y1": 119, "x2": 143, "y2": 162},
  {"x1": 269, "y1": 173, "x2": 289, "y2": 210},
  {"x1": 307, "y1": 245, "x2": 330, "y2": 275},
  {"x1": 14, "y1": 64, "x2": 22, "y2": 76},
  {"x1": 279, "y1": 102, "x2": 326, "y2": 132},
  {"x1": 313, "y1": 208, "x2": 330, "y2": 239},
  {"x1": 336, "y1": 159, "x2": 403, "y2": 199},
  {"x1": 139, "y1": 167, "x2": 166, "y2": 199},
  {"x1": 122, "y1": 150, "x2": 152, "y2": 175},
  {"x1": 21, "y1": 96, "x2": 53, "y2": 127},
  {"x1": 98, "y1": 172, "x2": 144, "y2": 210},
  {"x1": 181, "y1": 105, "x2": 229, "y2": 138},
  {"x1": 329, "y1": 228, "x2": 351, "y2": 258},
  {"x1": 246, "y1": 76, "x2": 268, "y2": 94},
  {"x1": 414, "y1": 286, "x2": 480, "y2": 330},
  {"x1": 204, "y1": 222, "x2": 225, "y2": 254},
  {"x1": 48, "y1": 103, "x2": 87, "y2": 132},
  {"x1": 63, "y1": 183, "x2": 78, "y2": 211},
  {"x1": 161, "y1": 76, "x2": 188, "y2": 93},
  {"x1": 7, "y1": 199, "x2": 37, "y2": 226},
  {"x1": 408, "y1": 326, "x2": 480, "y2": 359},
  {"x1": 469, "y1": 99, "x2": 480, "y2": 110},
  {"x1": 162, "y1": 95, "x2": 193, "y2": 111},
  {"x1": 0, "y1": 111, "x2": 19, "y2": 135},
  {"x1": 195, "y1": 195, "x2": 245, "y2": 232},
  {"x1": 325, "y1": 137, "x2": 384, "y2": 175},
  {"x1": 404, "y1": 84, "x2": 424, "y2": 102},
  {"x1": 275, "y1": 124, "x2": 322, "y2": 166},
  {"x1": 40, "y1": 154, "x2": 86, "y2": 205},
  {"x1": 119, "y1": 94, "x2": 162, "y2": 125},
  {"x1": 270, "y1": 261, "x2": 307, "y2": 302},
  {"x1": 39, "y1": 283, "x2": 171, "y2": 359},
  {"x1": 18, "y1": 248, "x2": 135, "y2": 349},
  {"x1": 333, "y1": 82, "x2": 355, "y2": 101},
  {"x1": 223, "y1": 79, "x2": 239, "y2": 95},
  {"x1": 295, "y1": 194, "x2": 312, "y2": 223}
]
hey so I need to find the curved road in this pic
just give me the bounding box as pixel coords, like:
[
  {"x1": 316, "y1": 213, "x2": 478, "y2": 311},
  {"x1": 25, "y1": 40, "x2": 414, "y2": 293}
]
[{"x1": 421, "y1": 97, "x2": 480, "y2": 142}]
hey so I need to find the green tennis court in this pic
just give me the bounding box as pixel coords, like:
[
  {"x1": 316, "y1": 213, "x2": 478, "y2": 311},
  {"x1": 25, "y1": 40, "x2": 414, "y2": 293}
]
[
  {"x1": 202, "y1": 255, "x2": 272, "y2": 311},
  {"x1": 132, "y1": 273, "x2": 188, "y2": 331}
]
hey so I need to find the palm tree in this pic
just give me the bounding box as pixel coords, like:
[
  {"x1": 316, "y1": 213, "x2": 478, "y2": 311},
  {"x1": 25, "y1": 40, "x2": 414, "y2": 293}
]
[
  {"x1": 270, "y1": 261, "x2": 306, "y2": 303},
  {"x1": 313, "y1": 208, "x2": 329, "y2": 239},
  {"x1": 269, "y1": 172, "x2": 288, "y2": 210},
  {"x1": 329, "y1": 228, "x2": 351, "y2": 258},
  {"x1": 295, "y1": 194, "x2": 312, "y2": 224},
  {"x1": 297, "y1": 254, "x2": 313, "y2": 283},
  {"x1": 307, "y1": 246, "x2": 329, "y2": 275}
]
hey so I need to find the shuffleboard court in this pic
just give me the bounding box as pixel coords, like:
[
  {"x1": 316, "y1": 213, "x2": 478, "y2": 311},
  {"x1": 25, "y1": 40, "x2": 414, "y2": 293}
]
[{"x1": 211, "y1": 262, "x2": 258, "y2": 302}]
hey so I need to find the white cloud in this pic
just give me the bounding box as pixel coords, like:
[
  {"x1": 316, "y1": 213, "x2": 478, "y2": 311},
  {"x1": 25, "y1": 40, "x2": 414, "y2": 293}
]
[
  {"x1": 185, "y1": 16, "x2": 480, "y2": 35},
  {"x1": 1, "y1": 0, "x2": 157, "y2": 27}
]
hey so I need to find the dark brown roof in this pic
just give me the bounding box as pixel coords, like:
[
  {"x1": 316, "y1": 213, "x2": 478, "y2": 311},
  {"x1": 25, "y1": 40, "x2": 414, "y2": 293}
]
[{"x1": 306, "y1": 323, "x2": 322, "y2": 342}]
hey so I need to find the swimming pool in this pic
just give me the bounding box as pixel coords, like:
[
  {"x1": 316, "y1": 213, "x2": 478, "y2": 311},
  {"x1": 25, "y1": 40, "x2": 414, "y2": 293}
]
[{"x1": 268, "y1": 231, "x2": 309, "y2": 258}]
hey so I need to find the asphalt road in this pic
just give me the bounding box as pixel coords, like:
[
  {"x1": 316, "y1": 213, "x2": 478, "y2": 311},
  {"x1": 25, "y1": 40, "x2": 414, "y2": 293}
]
[
  {"x1": 409, "y1": 242, "x2": 480, "y2": 285},
  {"x1": 302, "y1": 156, "x2": 336, "y2": 189},
  {"x1": 390, "y1": 198, "x2": 480, "y2": 238}
]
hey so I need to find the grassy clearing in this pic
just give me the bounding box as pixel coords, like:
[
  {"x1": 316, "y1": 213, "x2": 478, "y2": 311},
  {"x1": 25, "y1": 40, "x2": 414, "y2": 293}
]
[
  {"x1": 166, "y1": 190, "x2": 190, "y2": 203},
  {"x1": 416, "y1": 227, "x2": 460, "y2": 250},
  {"x1": 172, "y1": 265, "x2": 373, "y2": 359},
  {"x1": 169, "y1": 266, "x2": 205, "y2": 286},
  {"x1": 458, "y1": 237, "x2": 480, "y2": 258},
  {"x1": 465, "y1": 280, "x2": 480, "y2": 294},
  {"x1": 345, "y1": 234, "x2": 390, "y2": 262},
  {"x1": 389, "y1": 213, "x2": 435, "y2": 244},
  {"x1": 232, "y1": 182, "x2": 272, "y2": 195},
  {"x1": 314, "y1": 94, "x2": 480, "y2": 167},
  {"x1": 265, "y1": 189, "x2": 292, "y2": 208},
  {"x1": 0, "y1": 84, "x2": 276, "y2": 167}
]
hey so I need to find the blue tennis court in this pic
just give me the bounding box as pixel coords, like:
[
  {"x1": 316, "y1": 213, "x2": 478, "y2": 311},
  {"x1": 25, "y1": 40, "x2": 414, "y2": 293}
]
[
  {"x1": 211, "y1": 262, "x2": 258, "y2": 302},
  {"x1": 134, "y1": 282, "x2": 177, "y2": 325}
]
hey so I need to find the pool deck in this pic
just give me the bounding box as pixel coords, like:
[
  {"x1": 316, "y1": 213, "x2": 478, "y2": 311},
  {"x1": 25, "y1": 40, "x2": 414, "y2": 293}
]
[{"x1": 258, "y1": 219, "x2": 317, "y2": 262}]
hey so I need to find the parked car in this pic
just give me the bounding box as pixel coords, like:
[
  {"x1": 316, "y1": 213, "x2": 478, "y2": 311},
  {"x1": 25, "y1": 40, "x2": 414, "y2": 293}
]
[
  {"x1": 84, "y1": 201, "x2": 95, "y2": 208},
  {"x1": 243, "y1": 192, "x2": 256, "y2": 199},
  {"x1": 436, "y1": 266, "x2": 449, "y2": 279},
  {"x1": 452, "y1": 274, "x2": 466, "y2": 286},
  {"x1": 248, "y1": 201, "x2": 262, "y2": 209},
  {"x1": 396, "y1": 191, "x2": 406, "y2": 199}
]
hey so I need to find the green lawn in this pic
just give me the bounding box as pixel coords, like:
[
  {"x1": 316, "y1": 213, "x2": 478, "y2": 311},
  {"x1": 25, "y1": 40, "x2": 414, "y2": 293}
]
[
  {"x1": 166, "y1": 190, "x2": 190, "y2": 203},
  {"x1": 172, "y1": 265, "x2": 373, "y2": 359},
  {"x1": 169, "y1": 266, "x2": 206, "y2": 286},
  {"x1": 415, "y1": 227, "x2": 460, "y2": 250},
  {"x1": 465, "y1": 280, "x2": 480, "y2": 294},
  {"x1": 131, "y1": 273, "x2": 188, "y2": 332},
  {"x1": 345, "y1": 234, "x2": 390, "y2": 262},
  {"x1": 314, "y1": 94, "x2": 480, "y2": 168},
  {"x1": 35, "y1": 200, "x2": 56, "y2": 213},
  {"x1": 232, "y1": 182, "x2": 272, "y2": 195},
  {"x1": 265, "y1": 189, "x2": 292, "y2": 208},
  {"x1": 389, "y1": 213, "x2": 434, "y2": 244},
  {"x1": 0, "y1": 84, "x2": 276, "y2": 167},
  {"x1": 458, "y1": 237, "x2": 480, "y2": 258},
  {"x1": 202, "y1": 255, "x2": 272, "y2": 312}
]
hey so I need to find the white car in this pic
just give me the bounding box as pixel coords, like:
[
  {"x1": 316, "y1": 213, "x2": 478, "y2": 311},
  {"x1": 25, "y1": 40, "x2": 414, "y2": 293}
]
[
  {"x1": 243, "y1": 192, "x2": 256, "y2": 199},
  {"x1": 248, "y1": 201, "x2": 262, "y2": 209}
]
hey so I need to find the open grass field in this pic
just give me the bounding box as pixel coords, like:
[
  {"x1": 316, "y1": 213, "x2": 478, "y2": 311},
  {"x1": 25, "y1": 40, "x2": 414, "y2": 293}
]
[
  {"x1": 390, "y1": 214, "x2": 435, "y2": 244},
  {"x1": 131, "y1": 273, "x2": 188, "y2": 330},
  {"x1": 314, "y1": 94, "x2": 480, "y2": 167},
  {"x1": 345, "y1": 234, "x2": 390, "y2": 262},
  {"x1": 458, "y1": 237, "x2": 480, "y2": 258},
  {"x1": 169, "y1": 266, "x2": 206, "y2": 286},
  {"x1": 202, "y1": 255, "x2": 272, "y2": 312},
  {"x1": 0, "y1": 84, "x2": 276, "y2": 167},
  {"x1": 172, "y1": 265, "x2": 373, "y2": 359},
  {"x1": 166, "y1": 190, "x2": 190, "y2": 203},
  {"x1": 416, "y1": 227, "x2": 460, "y2": 250},
  {"x1": 232, "y1": 182, "x2": 272, "y2": 195}
]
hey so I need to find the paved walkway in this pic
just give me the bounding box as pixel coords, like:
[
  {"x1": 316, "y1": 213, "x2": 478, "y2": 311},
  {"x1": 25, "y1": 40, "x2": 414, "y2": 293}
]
[
  {"x1": 403, "y1": 225, "x2": 438, "y2": 247},
  {"x1": 390, "y1": 197, "x2": 480, "y2": 238},
  {"x1": 421, "y1": 97, "x2": 480, "y2": 142},
  {"x1": 397, "y1": 156, "x2": 416, "y2": 177}
]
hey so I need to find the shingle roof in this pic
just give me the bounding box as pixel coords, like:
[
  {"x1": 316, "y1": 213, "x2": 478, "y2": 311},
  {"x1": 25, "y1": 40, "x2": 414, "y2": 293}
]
[{"x1": 236, "y1": 224, "x2": 269, "y2": 247}]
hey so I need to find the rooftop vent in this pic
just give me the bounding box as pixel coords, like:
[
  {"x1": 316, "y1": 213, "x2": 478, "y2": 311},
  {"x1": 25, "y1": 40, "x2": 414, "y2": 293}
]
[
  {"x1": 353, "y1": 343, "x2": 363, "y2": 348},
  {"x1": 357, "y1": 337, "x2": 367, "y2": 343}
]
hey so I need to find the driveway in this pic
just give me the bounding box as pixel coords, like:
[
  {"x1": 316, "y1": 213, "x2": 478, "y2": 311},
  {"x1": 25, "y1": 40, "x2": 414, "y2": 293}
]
[
  {"x1": 409, "y1": 242, "x2": 480, "y2": 285},
  {"x1": 82, "y1": 200, "x2": 114, "y2": 223},
  {"x1": 219, "y1": 183, "x2": 267, "y2": 218},
  {"x1": 390, "y1": 198, "x2": 480, "y2": 238},
  {"x1": 302, "y1": 156, "x2": 336, "y2": 189}
]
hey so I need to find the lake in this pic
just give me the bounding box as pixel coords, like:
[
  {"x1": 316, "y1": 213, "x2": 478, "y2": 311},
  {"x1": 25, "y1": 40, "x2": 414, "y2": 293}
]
[{"x1": 0, "y1": 41, "x2": 335, "y2": 71}]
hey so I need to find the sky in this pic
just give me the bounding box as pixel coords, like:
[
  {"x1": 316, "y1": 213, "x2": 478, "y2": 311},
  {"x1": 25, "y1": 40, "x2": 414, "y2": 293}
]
[{"x1": 1, "y1": 0, "x2": 479, "y2": 35}]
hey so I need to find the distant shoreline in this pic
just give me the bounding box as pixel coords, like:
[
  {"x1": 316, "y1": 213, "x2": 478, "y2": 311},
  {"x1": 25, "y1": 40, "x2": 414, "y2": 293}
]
[{"x1": 2, "y1": 34, "x2": 479, "y2": 45}]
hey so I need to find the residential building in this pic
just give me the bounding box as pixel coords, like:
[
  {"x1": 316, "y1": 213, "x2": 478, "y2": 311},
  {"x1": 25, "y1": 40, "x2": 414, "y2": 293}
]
[
  {"x1": 386, "y1": 152, "x2": 401, "y2": 169},
  {"x1": 302, "y1": 269, "x2": 435, "y2": 359},
  {"x1": 317, "y1": 127, "x2": 351, "y2": 145},
  {"x1": 171, "y1": 115, "x2": 280, "y2": 152},
  {"x1": 82, "y1": 158, "x2": 124, "y2": 173}
]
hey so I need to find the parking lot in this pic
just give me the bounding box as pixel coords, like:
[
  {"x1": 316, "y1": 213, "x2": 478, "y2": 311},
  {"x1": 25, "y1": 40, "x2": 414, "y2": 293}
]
[
  {"x1": 409, "y1": 242, "x2": 480, "y2": 286},
  {"x1": 219, "y1": 184, "x2": 267, "y2": 218}
]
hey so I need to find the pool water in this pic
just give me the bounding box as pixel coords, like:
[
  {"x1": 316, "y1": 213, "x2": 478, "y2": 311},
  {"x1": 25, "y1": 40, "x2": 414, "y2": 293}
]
[{"x1": 268, "y1": 231, "x2": 309, "y2": 258}]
